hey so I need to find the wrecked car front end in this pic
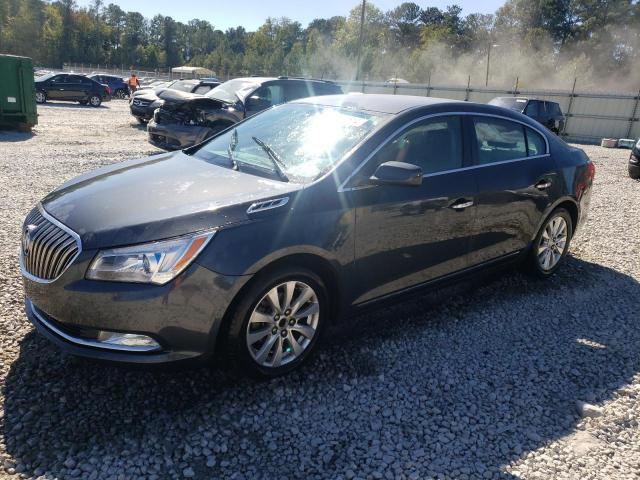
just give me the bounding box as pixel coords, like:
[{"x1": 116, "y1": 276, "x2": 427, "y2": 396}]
[{"x1": 147, "y1": 90, "x2": 242, "y2": 150}]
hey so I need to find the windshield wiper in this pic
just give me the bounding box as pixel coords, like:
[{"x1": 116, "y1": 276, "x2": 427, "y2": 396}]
[
  {"x1": 228, "y1": 128, "x2": 239, "y2": 170},
  {"x1": 252, "y1": 136, "x2": 289, "y2": 182}
]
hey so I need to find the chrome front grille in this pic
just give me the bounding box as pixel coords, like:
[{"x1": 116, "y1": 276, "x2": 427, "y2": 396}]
[
  {"x1": 133, "y1": 99, "x2": 150, "y2": 107},
  {"x1": 20, "y1": 206, "x2": 81, "y2": 281}
]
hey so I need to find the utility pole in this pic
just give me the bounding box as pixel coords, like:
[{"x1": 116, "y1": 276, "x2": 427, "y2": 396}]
[
  {"x1": 485, "y1": 43, "x2": 491, "y2": 87},
  {"x1": 355, "y1": 0, "x2": 366, "y2": 81}
]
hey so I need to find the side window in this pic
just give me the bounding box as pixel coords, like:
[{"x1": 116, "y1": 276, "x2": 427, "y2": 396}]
[
  {"x1": 283, "y1": 82, "x2": 315, "y2": 102},
  {"x1": 50, "y1": 75, "x2": 68, "y2": 83},
  {"x1": 548, "y1": 102, "x2": 562, "y2": 116},
  {"x1": 193, "y1": 85, "x2": 212, "y2": 95},
  {"x1": 370, "y1": 116, "x2": 464, "y2": 175},
  {"x1": 473, "y1": 117, "x2": 527, "y2": 164},
  {"x1": 524, "y1": 101, "x2": 539, "y2": 116},
  {"x1": 526, "y1": 128, "x2": 547, "y2": 156},
  {"x1": 250, "y1": 85, "x2": 284, "y2": 107}
]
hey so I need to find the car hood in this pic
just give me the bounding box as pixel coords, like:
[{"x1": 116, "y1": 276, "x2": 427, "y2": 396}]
[
  {"x1": 159, "y1": 89, "x2": 226, "y2": 110},
  {"x1": 41, "y1": 151, "x2": 300, "y2": 249}
]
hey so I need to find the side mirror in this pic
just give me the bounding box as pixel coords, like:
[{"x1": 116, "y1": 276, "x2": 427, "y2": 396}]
[{"x1": 369, "y1": 161, "x2": 423, "y2": 187}]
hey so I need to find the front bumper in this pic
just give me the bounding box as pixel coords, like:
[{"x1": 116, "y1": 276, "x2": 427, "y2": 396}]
[
  {"x1": 130, "y1": 104, "x2": 154, "y2": 121},
  {"x1": 22, "y1": 252, "x2": 252, "y2": 365},
  {"x1": 147, "y1": 120, "x2": 212, "y2": 151}
]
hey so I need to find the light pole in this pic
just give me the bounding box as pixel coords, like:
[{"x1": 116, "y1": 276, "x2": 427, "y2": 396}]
[
  {"x1": 485, "y1": 43, "x2": 500, "y2": 87},
  {"x1": 355, "y1": 0, "x2": 366, "y2": 81}
]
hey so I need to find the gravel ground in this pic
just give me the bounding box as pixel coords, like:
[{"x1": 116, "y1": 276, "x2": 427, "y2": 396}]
[{"x1": 1, "y1": 101, "x2": 640, "y2": 480}]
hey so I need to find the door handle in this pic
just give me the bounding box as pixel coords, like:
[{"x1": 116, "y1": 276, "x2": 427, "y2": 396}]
[
  {"x1": 451, "y1": 199, "x2": 474, "y2": 210},
  {"x1": 535, "y1": 179, "x2": 552, "y2": 190}
]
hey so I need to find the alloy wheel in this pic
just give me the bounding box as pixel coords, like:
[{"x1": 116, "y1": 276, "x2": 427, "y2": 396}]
[
  {"x1": 246, "y1": 281, "x2": 320, "y2": 368},
  {"x1": 35, "y1": 92, "x2": 45, "y2": 103},
  {"x1": 90, "y1": 96, "x2": 101, "y2": 107},
  {"x1": 537, "y1": 216, "x2": 568, "y2": 271}
]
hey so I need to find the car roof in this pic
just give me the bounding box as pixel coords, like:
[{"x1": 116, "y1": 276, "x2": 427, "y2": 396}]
[
  {"x1": 234, "y1": 76, "x2": 337, "y2": 86},
  {"x1": 291, "y1": 94, "x2": 462, "y2": 114}
]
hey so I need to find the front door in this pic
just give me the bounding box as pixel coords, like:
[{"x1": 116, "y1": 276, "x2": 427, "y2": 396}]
[{"x1": 349, "y1": 115, "x2": 478, "y2": 304}]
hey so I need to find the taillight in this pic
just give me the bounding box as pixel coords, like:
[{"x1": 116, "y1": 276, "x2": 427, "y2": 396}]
[
  {"x1": 587, "y1": 161, "x2": 595, "y2": 180},
  {"x1": 105, "y1": 86, "x2": 111, "y2": 95}
]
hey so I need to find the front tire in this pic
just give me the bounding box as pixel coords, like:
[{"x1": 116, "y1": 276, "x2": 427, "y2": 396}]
[
  {"x1": 223, "y1": 266, "x2": 328, "y2": 378},
  {"x1": 526, "y1": 208, "x2": 573, "y2": 277},
  {"x1": 89, "y1": 95, "x2": 102, "y2": 107}
]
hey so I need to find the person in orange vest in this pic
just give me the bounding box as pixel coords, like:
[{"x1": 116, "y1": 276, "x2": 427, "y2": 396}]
[{"x1": 127, "y1": 73, "x2": 140, "y2": 95}]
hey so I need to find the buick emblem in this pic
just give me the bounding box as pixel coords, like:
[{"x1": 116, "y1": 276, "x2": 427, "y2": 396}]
[{"x1": 22, "y1": 224, "x2": 38, "y2": 257}]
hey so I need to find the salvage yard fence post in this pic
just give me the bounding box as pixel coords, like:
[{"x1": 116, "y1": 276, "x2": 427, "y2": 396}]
[
  {"x1": 562, "y1": 77, "x2": 577, "y2": 137},
  {"x1": 626, "y1": 89, "x2": 640, "y2": 139}
]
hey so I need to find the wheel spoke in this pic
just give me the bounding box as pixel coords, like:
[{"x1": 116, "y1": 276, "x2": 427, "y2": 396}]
[
  {"x1": 283, "y1": 281, "x2": 296, "y2": 310},
  {"x1": 265, "y1": 287, "x2": 281, "y2": 313},
  {"x1": 287, "y1": 331, "x2": 303, "y2": 356},
  {"x1": 290, "y1": 286, "x2": 314, "y2": 314},
  {"x1": 250, "y1": 310, "x2": 275, "y2": 326},
  {"x1": 254, "y1": 334, "x2": 278, "y2": 364},
  {"x1": 271, "y1": 336, "x2": 284, "y2": 367},
  {"x1": 291, "y1": 323, "x2": 316, "y2": 339},
  {"x1": 294, "y1": 302, "x2": 319, "y2": 319},
  {"x1": 247, "y1": 327, "x2": 272, "y2": 346}
]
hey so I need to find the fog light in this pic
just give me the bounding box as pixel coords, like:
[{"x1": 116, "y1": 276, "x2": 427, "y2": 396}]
[
  {"x1": 96, "y1": 331, "x2": 161, "y2": 351},
  {"x1": 630, "y1": 154, "x2": 639, "y2": 164}
]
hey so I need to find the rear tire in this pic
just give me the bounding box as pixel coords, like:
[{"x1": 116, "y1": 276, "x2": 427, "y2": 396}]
[
  {"x1": 630, "y1": 165, "x2": 640, "y2": 180},
  {"x1": 526, "y1": 208, "x2": 573, "y2": 278},
  {"x1": 89, "y1": 95, "x2": 102, "y2": 107},
  {"x1": 222, "y1": 266, "x2": 328, "y2": 378},
  {"x1": 35, "y1": 91, "x2": 46, "y2": 104}
]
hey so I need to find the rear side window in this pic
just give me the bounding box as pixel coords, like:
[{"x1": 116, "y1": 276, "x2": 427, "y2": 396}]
[
  {"x1": 526, "y1": 128, "x2": 547, "y2": 156},
  {"x1": 283, "y1": 82, "x2": 316, "y2": 102},
  {"x1": 473, "y1": 117, "x2": 527, "y2": 164},
  {"x1": 371, "y1": 116, "x2": 464, "y2": 175}
]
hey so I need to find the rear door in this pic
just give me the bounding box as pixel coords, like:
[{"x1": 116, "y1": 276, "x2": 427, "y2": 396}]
[
  {"x1": 468, "y1": 115, "x2": 556, "y2": 266},
  {"x1": 350, "y1": 115, "x2": 478, "y2": 304},
  {"x1": 66, "y1": 75, "x2": 90, "y2": 99}
]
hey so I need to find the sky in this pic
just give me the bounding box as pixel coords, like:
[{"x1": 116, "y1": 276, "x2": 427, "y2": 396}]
[{"x1": 76, "y1": 0, "x2": 504, "y2": 31}]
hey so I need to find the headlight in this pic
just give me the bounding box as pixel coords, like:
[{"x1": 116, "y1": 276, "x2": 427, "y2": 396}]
[
  {"x1": 86, "y1": 231, "x2": 214, "y2": 285},
  {"x1": 635, "y1": 138, "x2": 640, "y2": 149}
]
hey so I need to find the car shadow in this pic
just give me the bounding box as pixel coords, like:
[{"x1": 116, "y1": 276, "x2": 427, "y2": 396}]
[
  {"x1": 38, "y1": 102, "x2": 110, "y2": 109},
  {"x1": 2, "y1": 256, "x2": 639, "y2": 478},
  {"x1": 0, "y1": 130, "x2": 36, "y2": 142}
]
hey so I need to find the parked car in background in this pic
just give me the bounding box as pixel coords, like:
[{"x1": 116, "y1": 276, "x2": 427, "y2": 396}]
[
  {"x1": 489, "y1": 97, "x2": 565, "y2": 134},
  {"x1": 87, "y1": 74, "x2": 129, "y2": 98},
  {"x1": 130, "y1": 79, "x2": 221, "y2": 124},
  {"x1": 35, "y1": 73, "x2": 111, "y2": 107},
  {"x1": 19, "y1": 94, "x2": 594, "y2": 377},
  {"x1": 629, "y1": 139, "x2": 640, "y2": 179},
  {"x1": 147, "y1": 76, "x2": 343, "y2": 150},
  {"x1": 385, "y1": 78, "x2": 410, "y2": 86}
]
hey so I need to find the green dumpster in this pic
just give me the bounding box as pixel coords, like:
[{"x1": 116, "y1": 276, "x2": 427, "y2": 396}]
[{"x1": 0, "y1": 54, "x2": 38, "y2": 131}]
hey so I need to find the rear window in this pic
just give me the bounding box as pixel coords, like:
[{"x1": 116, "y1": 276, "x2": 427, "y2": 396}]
[{"x1": 489, "y1": 97, "x2": 528, "y2": 113}]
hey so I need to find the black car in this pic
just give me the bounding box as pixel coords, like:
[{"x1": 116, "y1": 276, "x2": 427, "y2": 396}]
[
  {"x1": 35, "y1": 73, "x2": 111, "y2": 107},
  {"x1": 147, "y1": 77, "x2": 343, "y2": 150},
  {"x1": 129, "y1": 79, "x2": 221, "y2": 124},
  {"x1": 88, "y1": 74, "x2": 129, "y2": 98},
  {"x1": 489, "y1": 97, "x2": 565, "y2": 134},
  {"x1": 629, "y1": 139, "x2": 640, "y2": 179},
  {"x1": 20, "y1": 94, "x2": 594, "y2": 377}
]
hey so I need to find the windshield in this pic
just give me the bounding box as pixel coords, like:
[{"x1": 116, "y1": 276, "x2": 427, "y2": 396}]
[
  {"x1": 489, "y1": 97, "x2": 528, "y2": 112},
  {"x1": 192, "y1": 103, "x2": 386, "y2": 183},
  {"x1": 206, "y1": 79, "x2": 259, "y2": 103},
  {"x1": 35, "y1": 72, "x2": 56, "y2": 81}
]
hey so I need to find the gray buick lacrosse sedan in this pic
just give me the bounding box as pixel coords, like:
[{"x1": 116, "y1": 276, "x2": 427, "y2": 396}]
[{"x1": 20, "y1": 94, "x2": 594, "y2": 377}]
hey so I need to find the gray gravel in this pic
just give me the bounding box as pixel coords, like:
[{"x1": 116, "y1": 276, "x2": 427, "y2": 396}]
[{"x1": 1, "y1": 102, "x2": 640, "y2": 479}]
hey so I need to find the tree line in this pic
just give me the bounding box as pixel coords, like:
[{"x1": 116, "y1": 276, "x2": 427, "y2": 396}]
[{"x1": 1, "y1": 0, "x2": 640, "y2": 90}]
